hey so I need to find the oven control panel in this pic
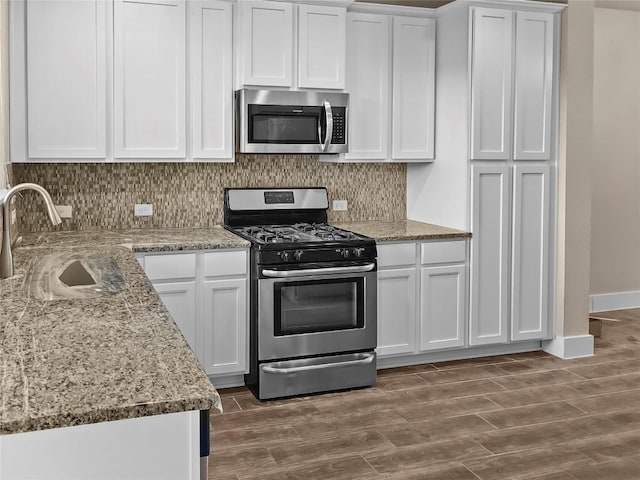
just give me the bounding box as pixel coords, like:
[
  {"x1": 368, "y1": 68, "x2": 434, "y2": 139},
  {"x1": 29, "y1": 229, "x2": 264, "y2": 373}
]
[{"x1": 259, "y1": 245, "x2": 377, "y2": 265}]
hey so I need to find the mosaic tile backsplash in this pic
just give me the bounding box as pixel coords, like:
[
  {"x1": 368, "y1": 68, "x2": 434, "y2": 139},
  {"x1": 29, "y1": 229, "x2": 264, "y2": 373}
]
[{"x1": 12, "y1": 155, "x2": 406, "y2": 233}]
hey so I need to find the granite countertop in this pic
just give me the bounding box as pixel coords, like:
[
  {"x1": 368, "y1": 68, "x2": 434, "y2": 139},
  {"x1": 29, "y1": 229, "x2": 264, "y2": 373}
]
[
  {"x1": 0, "y1": 221, "x2": 464, "y2": 435},
  {"x1": 20, "y1": 226, "x2": 249, "y2": 252},
  {"x1": 0, "y1": 228, "x2": 245, "y2": 435},
  {"x1": 335, "y1": 219, "x2": 471, "y2": 242}
]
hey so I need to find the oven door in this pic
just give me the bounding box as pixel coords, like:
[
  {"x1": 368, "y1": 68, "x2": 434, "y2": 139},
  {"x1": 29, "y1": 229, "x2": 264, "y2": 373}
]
[{"x1": 258, "y1": 263, "x2": 377, "y2": 361}]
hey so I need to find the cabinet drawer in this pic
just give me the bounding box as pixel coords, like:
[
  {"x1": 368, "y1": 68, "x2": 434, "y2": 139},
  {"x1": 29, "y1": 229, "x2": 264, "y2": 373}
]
[
  {"x1": 144, "y1": 253, "x2": 197, "y2": 280},
  {"x1": 377, "y1": 243, "x2": 416, "y2": 268},
  {"x1": 204, "y1": 250, "x2": 247, "y2": 277},
  {"x1": 420, "y1": 240, "x2": 466, "y2": 265}
]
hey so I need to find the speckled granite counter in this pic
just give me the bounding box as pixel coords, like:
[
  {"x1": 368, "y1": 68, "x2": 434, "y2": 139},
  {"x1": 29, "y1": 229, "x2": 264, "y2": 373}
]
[
  {"x1": 335, "y1": 220, "x2": 471, "y2": 242},
  {"x1": 20, "y1": 226, "x2": 249, "y2": 252},
  {"x1": 0, "y1": 227, "x2": 248, "y2": 435}
]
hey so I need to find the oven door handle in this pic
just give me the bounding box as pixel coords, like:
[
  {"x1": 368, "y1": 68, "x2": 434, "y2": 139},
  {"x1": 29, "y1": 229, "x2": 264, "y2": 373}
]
[
  {"x1": 262, "y1": 263, "x2": 375, "y2": 278},
  {"x1": 263, "y1": 353, "x2": 375, "y2": 374}
]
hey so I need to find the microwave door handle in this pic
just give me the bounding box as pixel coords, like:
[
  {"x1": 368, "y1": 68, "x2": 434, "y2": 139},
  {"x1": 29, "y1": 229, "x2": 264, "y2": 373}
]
[{"x1": 319, "y1": 100, "x2": 333, "y2": 152}]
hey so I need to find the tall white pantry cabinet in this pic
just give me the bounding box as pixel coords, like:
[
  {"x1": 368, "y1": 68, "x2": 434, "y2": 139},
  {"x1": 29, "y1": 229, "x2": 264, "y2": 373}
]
[{"x1": 407, "y1": 0, "x2": 564, "y2": 348}]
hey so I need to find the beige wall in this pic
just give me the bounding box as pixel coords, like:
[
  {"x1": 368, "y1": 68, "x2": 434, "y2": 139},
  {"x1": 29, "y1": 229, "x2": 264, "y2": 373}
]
[
  {"x1": 555, "y1": 0, "x2": 594, "y2": 337},
  {"x1": 590, "y1": 7, "x2": 640, "y2": 295}
]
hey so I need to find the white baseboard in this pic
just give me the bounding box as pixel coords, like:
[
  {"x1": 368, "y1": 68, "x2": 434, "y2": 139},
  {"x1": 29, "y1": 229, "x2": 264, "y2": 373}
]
[
  {"x1": 542, "y1": 335, "x2": 594, "y2": 359},
  {"x1": 209, "y1": 374, "x2": 245, "y2": 389},
  {"x1": 377, "y1": 341, "x2": 543, "y2": 369},
  {"x1": 590, "y1": 290, "x2": 640, "y2": 313}
]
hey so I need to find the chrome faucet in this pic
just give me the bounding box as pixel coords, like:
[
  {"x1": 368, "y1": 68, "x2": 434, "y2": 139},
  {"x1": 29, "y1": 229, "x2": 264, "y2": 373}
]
[{"x1": 1, "y1": 183, "x2": 62, "y2": 278}]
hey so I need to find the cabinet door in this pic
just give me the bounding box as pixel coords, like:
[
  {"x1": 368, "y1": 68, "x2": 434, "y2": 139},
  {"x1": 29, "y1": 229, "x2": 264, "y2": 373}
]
[
  {"x1": 298, "y1": 5, "x2": 346, "y2": 89},
  {"x1": 470, "y1": 7, "x2": 514, "y2": 160},
  {"x1": 25, "y1": 0, "x2": 107, "y2": 158},
  {"x1": 202, "y1": 278, "x2": 247, "y2": 375},
  {"x1": 240, "y1": 1, "x2": 293, "y2": 87},
  {"x1": 391, "y1": 16, "x2": 435, "y2": 160},
  {"x1": 469, "y1": 166, "x2": 510, "y2": 345},
  {"x1": 377, "y1": 268, "x2": 417, "y2": 357},
  {"x1": 344, "y1": 13, "x2": 390, "y2": 161},
  {"x1": 513, "y1": 11, "x2": 554, "y2": 161},
  {"x1": 511, "y1": 165, "x2": 550, "y2": 340},
  {"x1": 189, "y1": 0, "x2": 233, "y2": 160},
  {"x1": 153, "y1": 281, "x2": 198, "y2": 358},
  {"x1": 420, "y1": 265, "x2": 466, "y2": 351},
  {"x1": 114, "y1": 0, "x2": 186, "y2": 158}
]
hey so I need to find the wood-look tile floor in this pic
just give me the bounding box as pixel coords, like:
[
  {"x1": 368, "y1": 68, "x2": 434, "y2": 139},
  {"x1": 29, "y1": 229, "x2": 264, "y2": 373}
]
[{"x1": 210, "y1": 309, "x2": 640, "y2": 480}]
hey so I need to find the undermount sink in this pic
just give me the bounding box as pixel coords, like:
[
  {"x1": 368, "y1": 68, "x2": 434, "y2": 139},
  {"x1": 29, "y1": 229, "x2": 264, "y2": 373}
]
[{"x1": 23, "y1": 253, "x2": 125, "y2": 301}]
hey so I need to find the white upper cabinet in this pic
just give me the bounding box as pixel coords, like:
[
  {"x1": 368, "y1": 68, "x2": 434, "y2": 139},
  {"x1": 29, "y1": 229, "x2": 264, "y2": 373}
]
[
  {"x1": 238, "y1": 1, "x2": 294, "y2": 87},
  {"x1": 470, "y1": 7, "x2": 556, "y2": 161},
  {"x1": 236, "y1": 1, "x2": 347, "y2": 90},
  {"x1": 392, "y1": 16, "x2": 435, "y2": 161},
  {"x1": 344, "y1": 13, "x2": 390, "y2": 161},
  {"x1": 513, "y1": 11, "x2": 554, "y2": 161},
  {"x1": 114, "y1": 0, "x2": 186, "y2": 158},
  {"x1": 298, "y1": 5, "x2": 346, "y2": 89},
  {"x1": 12, "y1": 0, "x2": 233, "y2": 162},
  {"x1": 20, "y1": 0, "x2": 107, "y2": 159},
  {"x1": 189, "y1": 0, "x2": 233, "y2": 160},
  {"x1": 470, "y1": 7, "x2": 514, "y2": 161}
]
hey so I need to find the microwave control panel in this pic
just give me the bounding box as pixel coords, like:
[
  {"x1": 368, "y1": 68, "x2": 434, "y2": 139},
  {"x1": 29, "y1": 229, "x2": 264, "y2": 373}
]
[{"x1": 331, "y1": 108, "x2": 346, "y2": 144}]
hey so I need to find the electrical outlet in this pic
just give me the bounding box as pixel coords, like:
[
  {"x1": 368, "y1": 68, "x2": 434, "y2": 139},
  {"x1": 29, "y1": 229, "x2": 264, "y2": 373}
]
[
  {"x1": 332, "y1": 199, "x2": 348, "y2": 211},
  {"x1": 55, "y1": 205, "x2": 73, "y2": 218},
  {"x1": 134, "y1": 204, "x2": 153, "y2": 217}
]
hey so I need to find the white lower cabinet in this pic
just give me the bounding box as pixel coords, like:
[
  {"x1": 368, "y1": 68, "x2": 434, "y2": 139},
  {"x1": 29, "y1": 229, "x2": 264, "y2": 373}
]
[
  {"x1": 470, "y1": 164, "x2": 551, "y2": 345},
  {"x1": 0, "y1": 411, "x2": 201, "y2": 480},
  {"x1": 377, "y1": 268, "x2": 417, "y2": 356},
  {"x1": 138, "y1": 249, "x2": 248, "y2": 379},
  {"x1": 376, "y1": 240, "x2": 468, "y2": 359},
  {"x1": 152, "y1": 281, "x2": 198, "y2": 356},
  {"x1": 511, "y1": 165, "x2": 550, "y2": 341},
  {"x1": 469, "y1": 165, "x2": 510, "y2": 346},
  {"x1": 202, "y1": 278, "x2": 247, "y2": 375},
  {"x1": 420, "y1": 265, "x2": 466, "y2": 351}
]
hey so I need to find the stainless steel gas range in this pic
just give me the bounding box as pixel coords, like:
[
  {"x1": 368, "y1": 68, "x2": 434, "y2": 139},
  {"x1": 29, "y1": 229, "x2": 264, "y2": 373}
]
[{"x1": 224, "y1": 188, "x2": 377, "y2": 400}]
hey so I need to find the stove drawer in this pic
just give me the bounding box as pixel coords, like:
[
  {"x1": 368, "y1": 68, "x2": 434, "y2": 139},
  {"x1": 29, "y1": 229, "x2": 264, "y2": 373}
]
[{"x1": 257, "y1": 352, "x2": 376, "y2": 400}]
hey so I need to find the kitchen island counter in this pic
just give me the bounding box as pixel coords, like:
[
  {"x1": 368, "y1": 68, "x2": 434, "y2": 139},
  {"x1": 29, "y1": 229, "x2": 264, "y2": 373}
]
[
  {"x1": 0, "y1": 238, "x2": 222, "y2": 436},
  {"x1": 334, "y1": 219, "x2": 471, "y2": 242}
]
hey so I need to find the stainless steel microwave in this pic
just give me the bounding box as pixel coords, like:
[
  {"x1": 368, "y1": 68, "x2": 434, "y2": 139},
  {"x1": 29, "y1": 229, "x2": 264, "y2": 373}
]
[{"x1": 236, "y1": 89, "x2": 349, "y2": 154}]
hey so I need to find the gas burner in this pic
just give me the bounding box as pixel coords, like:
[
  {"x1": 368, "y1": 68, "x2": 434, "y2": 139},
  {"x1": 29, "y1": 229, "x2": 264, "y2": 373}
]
[{"x1": 233, "y1": 223, "x2": 366, "y2": 245}]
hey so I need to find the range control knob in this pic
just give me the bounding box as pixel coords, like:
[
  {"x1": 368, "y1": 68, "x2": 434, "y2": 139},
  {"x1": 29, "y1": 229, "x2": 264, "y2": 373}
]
[
  {"x1": 278, "y1": 251, "x2": 290, "y2": 262},
  {"x1": 293, "y1": 250, "x2": 304, "y2": 261},
  {"x1": 353, "y1": 247, "x2": 365, "y2": 258},
  {"x1": 340, "y1": 248, "x2": 351, "y2": 259}
]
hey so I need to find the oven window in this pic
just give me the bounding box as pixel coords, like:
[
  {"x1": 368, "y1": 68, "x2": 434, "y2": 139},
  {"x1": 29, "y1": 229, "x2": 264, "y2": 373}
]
[{"x1": 274, "y1": 278, "x2": 364, "y2": 336}]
